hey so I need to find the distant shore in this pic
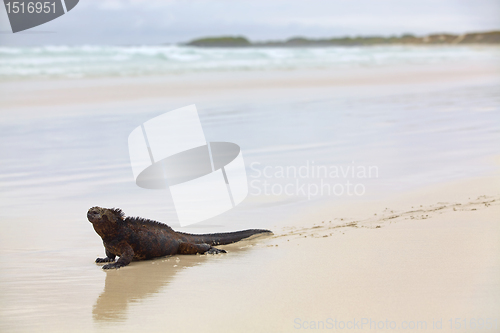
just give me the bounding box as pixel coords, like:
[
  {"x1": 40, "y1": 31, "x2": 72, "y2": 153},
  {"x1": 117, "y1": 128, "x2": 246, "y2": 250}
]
[{"x1": 185, "y1": 30, "x2": 500, "y2": 47}]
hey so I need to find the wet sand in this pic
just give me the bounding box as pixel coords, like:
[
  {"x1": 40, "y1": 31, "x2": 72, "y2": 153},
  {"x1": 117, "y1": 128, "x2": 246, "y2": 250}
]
[{"x1": 1, "y1": 62, "x2": 499, "y2": 113}]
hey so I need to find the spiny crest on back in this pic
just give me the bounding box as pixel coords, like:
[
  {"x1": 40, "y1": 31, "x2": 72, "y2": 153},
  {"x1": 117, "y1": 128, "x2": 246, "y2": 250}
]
[
  {"x1": 125, "y1": 215, "x2": 174, "y2": 231},
  {"x1": 109, "y1": 207, "x2": 125, "y2": 219}
]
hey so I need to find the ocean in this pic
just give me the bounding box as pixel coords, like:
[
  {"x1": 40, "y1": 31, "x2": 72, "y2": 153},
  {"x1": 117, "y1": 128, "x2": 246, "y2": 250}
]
[{"x1": 1, "y1": 44, "x2": 499, "y2": 79}]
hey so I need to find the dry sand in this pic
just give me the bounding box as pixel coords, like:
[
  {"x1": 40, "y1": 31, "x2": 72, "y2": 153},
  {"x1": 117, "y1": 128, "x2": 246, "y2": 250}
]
[
  {"x1": 146, "y1": 175, "x2": 500, "y2": 333},
  {"x1": 1, "y1": 175, "x2": 498, "y2": 332}
]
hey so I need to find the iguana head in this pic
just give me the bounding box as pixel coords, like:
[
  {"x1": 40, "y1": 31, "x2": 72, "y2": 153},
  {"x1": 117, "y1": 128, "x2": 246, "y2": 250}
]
[
  {"x1": 87, "y1": 207, "x2": 125, "y2": 238},
  {"x1": 87, "y1": 206, "x2": 125, "y2": 223}
]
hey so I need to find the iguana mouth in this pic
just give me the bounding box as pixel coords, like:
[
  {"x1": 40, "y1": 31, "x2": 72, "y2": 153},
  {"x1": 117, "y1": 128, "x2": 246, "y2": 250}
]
[{"x1": 87, "y1": 208, "x2": 101, "y2": 223}]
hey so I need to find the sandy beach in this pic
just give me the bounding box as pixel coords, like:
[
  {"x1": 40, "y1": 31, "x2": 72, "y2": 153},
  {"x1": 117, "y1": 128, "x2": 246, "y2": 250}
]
[
  {"x1": 1, "y1": 175, "x2": 498, "y2": 332},
  {"x1": 1, "y1": 51, "x2": 499, "y2": 332}
]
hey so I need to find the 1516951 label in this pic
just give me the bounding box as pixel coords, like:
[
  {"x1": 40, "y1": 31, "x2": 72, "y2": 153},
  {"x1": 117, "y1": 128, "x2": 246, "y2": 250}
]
[{"x1": 3, "y1": 0, "x2": 79, "y2": 33}]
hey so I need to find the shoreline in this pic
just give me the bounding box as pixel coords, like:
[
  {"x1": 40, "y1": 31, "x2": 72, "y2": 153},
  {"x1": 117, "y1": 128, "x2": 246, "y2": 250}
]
[
  {"x1": 1, "y1": 60, "x2": 498, "y2": 111},
  {"x1": 275, "y1": 172, "x2": 500, "y2": 232}
]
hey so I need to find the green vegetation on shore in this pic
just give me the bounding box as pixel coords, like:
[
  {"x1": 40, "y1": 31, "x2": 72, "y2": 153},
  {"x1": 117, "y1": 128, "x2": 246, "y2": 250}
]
[
  {"x1": 185, "y1": 36, "x2": 251, "y2": 47},
  {"x1": 185, "y1": 31, "x2": 500, "y2": 47}
]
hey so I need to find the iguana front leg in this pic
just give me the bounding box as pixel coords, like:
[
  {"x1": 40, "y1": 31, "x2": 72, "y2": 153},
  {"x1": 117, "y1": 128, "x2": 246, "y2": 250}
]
[
  {"x1": 95, "y1": 249, "x2": 116, "y2": 263},
  {"x1": 178, "y1": 242, "x2": 227, "y2": 255},
  {"x1": 102, "y1": 244, "x2": 134, "y2": 269}
]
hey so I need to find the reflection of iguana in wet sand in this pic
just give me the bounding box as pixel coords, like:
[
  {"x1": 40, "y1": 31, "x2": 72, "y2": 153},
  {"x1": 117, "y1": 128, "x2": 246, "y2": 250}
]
[{"x1": 87, "y1": 207, "x2": 272, "y2": 269}]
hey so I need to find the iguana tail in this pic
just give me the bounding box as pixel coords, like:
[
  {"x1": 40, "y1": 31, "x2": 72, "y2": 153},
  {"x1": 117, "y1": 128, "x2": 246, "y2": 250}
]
[{"x1": 185, "y1": 229, "x2": 273, "y2": 246}]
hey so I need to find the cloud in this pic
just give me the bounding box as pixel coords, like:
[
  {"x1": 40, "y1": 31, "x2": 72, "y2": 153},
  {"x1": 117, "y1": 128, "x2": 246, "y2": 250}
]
[{"x1": 1, "y1": 0, "x2": 499, "y2": 46}]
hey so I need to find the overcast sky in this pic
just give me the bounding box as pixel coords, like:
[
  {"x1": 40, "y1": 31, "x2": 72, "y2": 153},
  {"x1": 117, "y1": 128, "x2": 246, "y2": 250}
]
[{"x1": 1, "y1": 0, "x2": 499, "y2": 46}]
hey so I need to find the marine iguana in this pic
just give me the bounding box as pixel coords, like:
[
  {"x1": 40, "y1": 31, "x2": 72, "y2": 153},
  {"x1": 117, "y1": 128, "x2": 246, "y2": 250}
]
[{"x1": 87, "y1": 206, "x2": 272, "y2": 269}]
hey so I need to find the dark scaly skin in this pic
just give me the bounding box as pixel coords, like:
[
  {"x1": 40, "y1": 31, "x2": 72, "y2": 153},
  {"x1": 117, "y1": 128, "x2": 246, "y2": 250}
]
[{"x1": 87, "y1": 207, "x2": 272, "y2": 269}]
